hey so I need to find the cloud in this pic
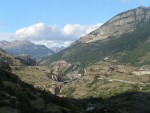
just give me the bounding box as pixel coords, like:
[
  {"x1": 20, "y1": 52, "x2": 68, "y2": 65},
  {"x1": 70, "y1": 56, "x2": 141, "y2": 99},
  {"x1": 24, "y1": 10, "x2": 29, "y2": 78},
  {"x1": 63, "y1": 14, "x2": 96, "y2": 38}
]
[
  {"x1": 14, "y1": 23, "x2": 63, "y2": 41},
  {"x1": 63, "y1": 23, "x2": 101, "y2": 40},
  {"x1": 0, "y1": 23, "x2": 102, "y2": 48},
  {"x1": 33, "y1": 40, "x2": 72, "y2": 48},
  {"x1": 14, "y1": 23, "x2": 102, "y2": 41}
]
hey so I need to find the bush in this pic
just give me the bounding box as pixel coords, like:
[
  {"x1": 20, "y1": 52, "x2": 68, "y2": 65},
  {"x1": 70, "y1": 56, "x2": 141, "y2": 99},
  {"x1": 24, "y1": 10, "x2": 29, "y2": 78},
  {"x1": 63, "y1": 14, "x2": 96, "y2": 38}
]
[
  {"x1": 0, "y1": 61, "x2": 12, "y2": 72},
  {"x1": 4, "y1": 85, "x2": 15, "y2": 95}
]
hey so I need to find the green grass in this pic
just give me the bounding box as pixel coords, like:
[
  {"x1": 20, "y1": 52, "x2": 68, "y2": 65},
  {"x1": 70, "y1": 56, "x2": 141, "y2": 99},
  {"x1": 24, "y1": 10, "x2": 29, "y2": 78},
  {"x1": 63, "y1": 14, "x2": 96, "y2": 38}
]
[{"x1": 61, "y1": 87, "x2": 76, "y2": 98}]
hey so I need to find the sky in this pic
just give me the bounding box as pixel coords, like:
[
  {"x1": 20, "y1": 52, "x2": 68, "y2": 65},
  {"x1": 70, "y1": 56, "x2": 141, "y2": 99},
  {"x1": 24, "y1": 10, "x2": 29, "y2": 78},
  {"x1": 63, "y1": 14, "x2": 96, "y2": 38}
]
[{"x1": 0, "y1": 0, "x2": 150, "y2": 48}]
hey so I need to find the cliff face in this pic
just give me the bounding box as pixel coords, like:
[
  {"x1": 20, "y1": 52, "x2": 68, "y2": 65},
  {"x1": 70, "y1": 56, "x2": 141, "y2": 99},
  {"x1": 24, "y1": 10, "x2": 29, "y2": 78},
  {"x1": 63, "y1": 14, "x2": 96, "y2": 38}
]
[
  {"x1": 80, "y1": 7, "x2": 150, "y2": 43},
  {"x1": 47, "y1": 60, "x2": 71, "y2": 81}
]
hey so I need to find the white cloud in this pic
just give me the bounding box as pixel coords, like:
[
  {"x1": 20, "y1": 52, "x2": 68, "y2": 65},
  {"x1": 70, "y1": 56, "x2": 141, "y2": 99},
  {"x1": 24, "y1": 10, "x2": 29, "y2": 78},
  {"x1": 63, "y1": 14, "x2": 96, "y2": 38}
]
[
  {"x1": 14, "y1": 23, "x2": 63, "y2": 41},
  {"x1": 14, "y1": 23, "x2": 102, "y2": 41},
  {"x1": 33, "y1": 40, "x2": 72, "y2": 48},
  {"x1": 63, "y1": 23, "x2": 101, "y2": 40},
  {"x1": 0, "y1": 23, "x2": 102, "y2": 48}
]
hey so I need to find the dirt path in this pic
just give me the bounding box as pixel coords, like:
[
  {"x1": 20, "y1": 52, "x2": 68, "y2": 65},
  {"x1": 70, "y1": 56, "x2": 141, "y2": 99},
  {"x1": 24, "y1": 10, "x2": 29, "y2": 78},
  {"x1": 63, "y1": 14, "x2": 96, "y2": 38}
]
[{"x1": 98, "y1": 77, "x2": 150, "y2": 85}]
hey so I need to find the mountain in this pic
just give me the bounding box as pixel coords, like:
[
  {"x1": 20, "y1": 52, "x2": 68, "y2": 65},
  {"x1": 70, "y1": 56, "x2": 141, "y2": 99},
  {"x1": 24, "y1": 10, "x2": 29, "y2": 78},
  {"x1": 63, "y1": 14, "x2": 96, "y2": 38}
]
[
  {"x1": 40, "y1": 6, "x2": 150, "y2": 66},
  {"x1": 11, "y1": 48, "x2": 150, "y2": 113},
  {"x1": 0, "y1": 40, "x2": 9, "y2": 47},
  {"x1": 79, "y1": 6, "x2": 150, "y2": 43},
  {"x1": 50, "y1": 46, "x2": 65, "y2": 53},
  {"x1": 0, "y1": 48, "x2": 23, "y2": 66},
  {"x1": 0, "y1": 40, "x2": 54, "y2": 59},
  {"x1": 0, "y1": 48, "x2": 37, "y2": 66}
]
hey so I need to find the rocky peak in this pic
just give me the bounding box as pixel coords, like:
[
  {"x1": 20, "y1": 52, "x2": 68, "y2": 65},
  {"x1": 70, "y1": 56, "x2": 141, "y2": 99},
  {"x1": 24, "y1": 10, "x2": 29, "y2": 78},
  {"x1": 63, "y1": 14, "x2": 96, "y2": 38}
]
[
  {"x1": 10, "y1": 40, "x2": 32, "y2": 48},
  {"x1": 79, "y1": 6, "x2": 150, "y2": 43}
]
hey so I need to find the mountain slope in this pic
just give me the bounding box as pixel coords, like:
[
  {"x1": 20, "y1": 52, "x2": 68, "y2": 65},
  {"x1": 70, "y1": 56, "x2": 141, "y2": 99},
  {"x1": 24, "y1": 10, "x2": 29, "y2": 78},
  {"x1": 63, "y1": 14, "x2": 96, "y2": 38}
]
[
  {"x1": 79, "y1": 6, "x2": 150, "y2": 43},
  {"x1": 0, "y1": 48, "x2": 37, "y2": 66},
  {"x1": 59, "y1": 61, "x2": 150, "y2": 113},
  {"x1": 0, "y1": 66, "x2": 82, "y2": 113},
  {"x1": 40, "y1": 6, "x2": 150, "y2": 66},
  {"x1": 1, "y1": 61, "x2": 150, "y2": 113},
  {"x1": 0, "y1": 40, "x2": 54, "y2": 59},
  {"x1": 0, "y1": 48, "x2": 23, "y2": 66}
]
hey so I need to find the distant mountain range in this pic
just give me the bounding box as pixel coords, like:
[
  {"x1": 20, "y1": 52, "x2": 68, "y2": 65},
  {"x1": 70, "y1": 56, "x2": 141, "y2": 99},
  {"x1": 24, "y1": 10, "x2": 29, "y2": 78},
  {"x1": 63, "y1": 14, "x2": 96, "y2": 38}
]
[
  {"x1": 40, "y1": 6, "x2": 150, "y2": 66},
  {"x1": 0, "y1": 40, "x2": 55, "y2": 59},
  {"x1": 50, "y1": 46, "x2": 65, "y2": 53}
]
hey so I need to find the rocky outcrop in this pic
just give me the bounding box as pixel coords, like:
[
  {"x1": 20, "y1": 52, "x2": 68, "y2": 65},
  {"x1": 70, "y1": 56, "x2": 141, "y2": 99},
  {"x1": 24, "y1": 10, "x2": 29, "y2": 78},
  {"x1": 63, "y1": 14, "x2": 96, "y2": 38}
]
[
  {"x1": 79, "y1": 6, "x2": 150, "y2": 43},
  {"x1": 47, "y1": 60, "x2": 71, "y2": 82},
  {"x1": 66, "y1": 71, "x2": 82, "y2": 81},
  {"x1": 132, "y1": 69, "x2": 150, "y2": 75}
]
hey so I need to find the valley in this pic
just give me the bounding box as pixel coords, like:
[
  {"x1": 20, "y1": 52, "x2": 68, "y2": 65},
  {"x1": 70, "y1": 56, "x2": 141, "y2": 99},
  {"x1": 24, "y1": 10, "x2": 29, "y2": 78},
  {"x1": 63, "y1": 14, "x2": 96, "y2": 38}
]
[
  {"x1": 10, "y1": 60, "x2": 150, "y2": 113},
  {"x1": 12, "y1": 66, "x2": 64, "y2": 94},
  {"x1": 1, "y1": 6, "x2": 150, "y2": 113}
]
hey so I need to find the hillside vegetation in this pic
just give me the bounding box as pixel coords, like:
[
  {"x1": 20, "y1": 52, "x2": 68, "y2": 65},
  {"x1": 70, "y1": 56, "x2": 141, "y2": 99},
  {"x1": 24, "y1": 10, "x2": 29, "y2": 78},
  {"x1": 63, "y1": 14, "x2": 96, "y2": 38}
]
[
  {"x1": 40, "y1": 21, "x2": 150, "y2": 67},
  {"x1": 0, "y1": 65, "x2": 82, "y2": 113}
]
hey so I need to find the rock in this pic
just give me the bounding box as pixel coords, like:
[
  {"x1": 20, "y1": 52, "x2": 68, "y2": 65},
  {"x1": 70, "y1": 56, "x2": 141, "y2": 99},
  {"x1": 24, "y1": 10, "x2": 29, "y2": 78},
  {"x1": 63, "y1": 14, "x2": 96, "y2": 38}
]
[{"x1": 47, "y1": 60, "x2": 71, "y2": 82}]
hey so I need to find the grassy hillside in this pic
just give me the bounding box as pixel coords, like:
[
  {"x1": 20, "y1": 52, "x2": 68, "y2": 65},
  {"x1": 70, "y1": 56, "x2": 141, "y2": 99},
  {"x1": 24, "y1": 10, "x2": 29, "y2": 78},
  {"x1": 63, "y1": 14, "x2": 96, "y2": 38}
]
[
  {"x1": 58, "y1": 61, "x2": 150, "y2": 113},
  {"x1": 40, "y1": 22, "x2": 150, "y2": 67},
  {"x1": 59, "y1": 61, "x2": 150, "y2": 98}
]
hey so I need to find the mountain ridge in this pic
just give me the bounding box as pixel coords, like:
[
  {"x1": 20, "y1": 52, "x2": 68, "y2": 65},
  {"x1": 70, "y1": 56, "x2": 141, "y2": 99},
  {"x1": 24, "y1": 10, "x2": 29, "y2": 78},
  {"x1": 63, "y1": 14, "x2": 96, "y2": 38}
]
[
  {"x1": 40, "y1": 6, "x2": 150, "y2": 66},
  {"x1": 0, "y1": 40, "x2": 54, "y2": 59},
  {"x1": 79, "y1": 6, "x2": 150, "y2": 43}
]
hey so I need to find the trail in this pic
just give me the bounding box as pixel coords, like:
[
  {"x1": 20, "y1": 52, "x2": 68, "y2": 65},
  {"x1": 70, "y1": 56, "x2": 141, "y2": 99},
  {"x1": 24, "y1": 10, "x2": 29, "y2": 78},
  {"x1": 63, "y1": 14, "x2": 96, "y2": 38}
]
[{"x1": 98, "y1": 77, "x2": 150, "y2": 85}]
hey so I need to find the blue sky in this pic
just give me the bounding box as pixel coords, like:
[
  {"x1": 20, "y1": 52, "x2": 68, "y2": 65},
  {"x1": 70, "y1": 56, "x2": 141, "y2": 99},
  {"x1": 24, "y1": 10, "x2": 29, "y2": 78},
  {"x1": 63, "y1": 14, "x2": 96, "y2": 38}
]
[{"x1": 0, "y1": 0, "x2": 150, "y2": 47}]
